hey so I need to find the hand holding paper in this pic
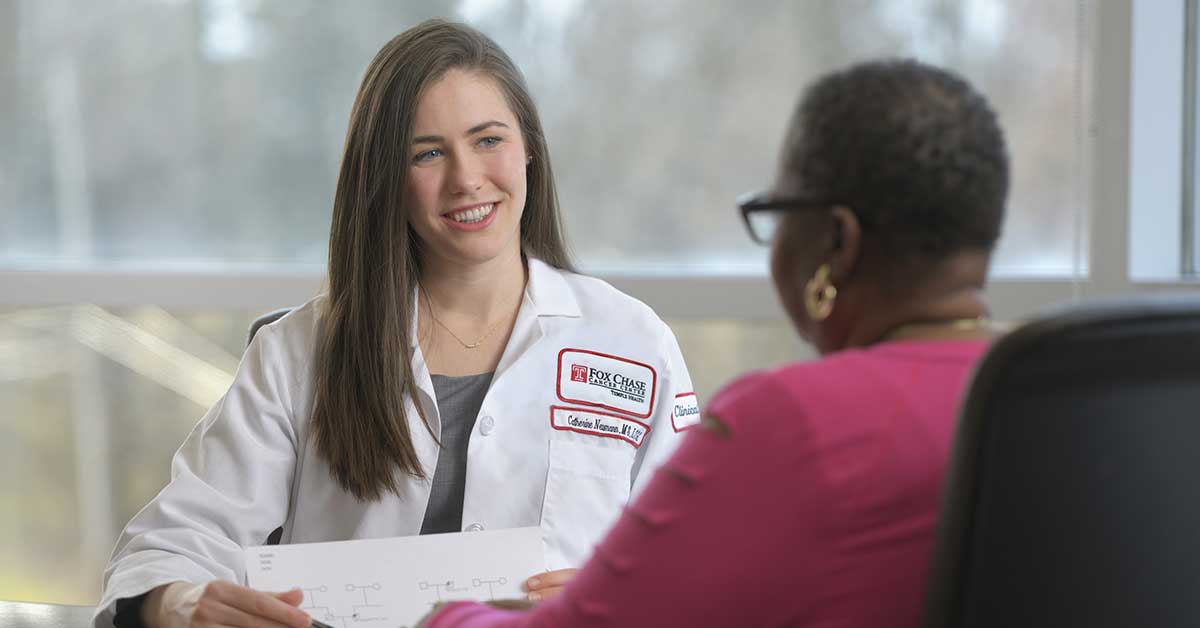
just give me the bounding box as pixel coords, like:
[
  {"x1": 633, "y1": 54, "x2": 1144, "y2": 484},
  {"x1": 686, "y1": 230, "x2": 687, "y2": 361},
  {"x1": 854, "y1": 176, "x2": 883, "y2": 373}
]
[{"x1": 523, "y1": 568, "x2": 578, "y2": 601}]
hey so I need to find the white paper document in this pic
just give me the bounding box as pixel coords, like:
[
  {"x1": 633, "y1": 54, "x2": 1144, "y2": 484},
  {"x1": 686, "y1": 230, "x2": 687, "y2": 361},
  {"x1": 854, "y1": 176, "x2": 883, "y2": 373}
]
[{"x1": 245, "y1": 527, "x2": 545, "y2": 628}]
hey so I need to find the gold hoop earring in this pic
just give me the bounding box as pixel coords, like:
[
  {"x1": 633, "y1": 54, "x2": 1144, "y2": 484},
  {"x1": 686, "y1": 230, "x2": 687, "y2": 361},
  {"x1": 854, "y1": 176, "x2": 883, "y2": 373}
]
[{"x1": 804, "y1": 264, "x2": 838, "y2": 321}]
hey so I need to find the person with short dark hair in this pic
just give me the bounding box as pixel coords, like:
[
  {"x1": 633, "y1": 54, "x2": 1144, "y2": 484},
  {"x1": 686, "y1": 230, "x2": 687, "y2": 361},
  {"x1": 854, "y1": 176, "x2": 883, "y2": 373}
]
[{"x1": 421, "y1": 58, "x2": 1008, "y2": 628}]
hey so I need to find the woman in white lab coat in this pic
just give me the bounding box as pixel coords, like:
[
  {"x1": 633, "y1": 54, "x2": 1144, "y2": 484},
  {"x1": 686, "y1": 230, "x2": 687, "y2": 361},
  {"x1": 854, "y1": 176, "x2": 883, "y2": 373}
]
[{"x1": 94, "y1": 19, "x2": 697, "y2": 628}]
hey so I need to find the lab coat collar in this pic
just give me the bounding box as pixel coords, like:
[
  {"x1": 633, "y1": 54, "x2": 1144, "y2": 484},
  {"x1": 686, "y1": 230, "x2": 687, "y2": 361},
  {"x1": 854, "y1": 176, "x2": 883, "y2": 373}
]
[
  {"x1": 407, "y1": 254, "x2": 582, "y2": 349},
  {"x1": 525, "y1": 256, "x2": 582, "y2": 319}
]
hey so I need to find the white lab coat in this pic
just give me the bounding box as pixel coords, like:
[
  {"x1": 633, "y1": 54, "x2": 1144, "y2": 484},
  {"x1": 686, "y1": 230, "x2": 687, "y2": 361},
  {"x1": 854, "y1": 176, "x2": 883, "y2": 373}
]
[{"x1": 94, "y1": 257, "x2": 698, "y2": 627}]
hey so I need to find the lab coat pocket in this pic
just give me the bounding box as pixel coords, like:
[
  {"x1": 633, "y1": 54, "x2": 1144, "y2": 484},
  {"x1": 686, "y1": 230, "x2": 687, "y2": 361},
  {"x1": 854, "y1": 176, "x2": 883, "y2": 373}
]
[{"x1": 541, "y1": 437, "x2": 635, "y2": 569}]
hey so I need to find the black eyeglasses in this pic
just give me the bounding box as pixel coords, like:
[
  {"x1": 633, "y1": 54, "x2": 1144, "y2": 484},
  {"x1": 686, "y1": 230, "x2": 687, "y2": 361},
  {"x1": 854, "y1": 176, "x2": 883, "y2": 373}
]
[{"x1": 736, "y1": 191, "x2": 838, "y2": 245}]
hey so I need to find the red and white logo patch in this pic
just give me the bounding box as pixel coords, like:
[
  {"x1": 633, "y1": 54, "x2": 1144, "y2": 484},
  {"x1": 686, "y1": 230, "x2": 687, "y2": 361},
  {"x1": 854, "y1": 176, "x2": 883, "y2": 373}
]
[
  {"x1": 672, "y1": 392, "x2": 701, "y2": 432},
  {"x1": 550, "y1": 405, "x2": 650, "y2": 448},
  {"x1": 570, "y1": 364, "x2": 588, "y2": 383},
  {"x1": 557, "y1": 348, "x2": 657, "y2": 418}
]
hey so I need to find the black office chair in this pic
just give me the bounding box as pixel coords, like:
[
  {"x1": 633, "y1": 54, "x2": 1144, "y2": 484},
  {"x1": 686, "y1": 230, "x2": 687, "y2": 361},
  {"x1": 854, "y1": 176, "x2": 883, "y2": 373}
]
[
  {"x1": 922, "y1": 295, "x2": 1200, "y2": 628},
  {"x1": 246, "y1": 307, "x2": 292, "y2": 347},
  {"x1": 247, "y1": 307, "x2": 293, "y2": 546}
]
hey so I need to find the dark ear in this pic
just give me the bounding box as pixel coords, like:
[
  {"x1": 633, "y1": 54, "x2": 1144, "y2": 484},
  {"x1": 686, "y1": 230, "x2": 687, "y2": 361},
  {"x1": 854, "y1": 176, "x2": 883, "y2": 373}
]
[{"x1": 827, "y1": 205, "x2": 862, "y2": 285}]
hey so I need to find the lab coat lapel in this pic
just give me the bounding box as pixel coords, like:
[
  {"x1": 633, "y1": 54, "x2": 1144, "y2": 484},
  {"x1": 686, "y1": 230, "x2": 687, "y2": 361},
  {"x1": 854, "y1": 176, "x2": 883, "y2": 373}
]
[
  {"x1": 489, "y1": 257, "x2": 582, "y2": 391},
  {"x1": 408, "y1": 290, "x2": 441, "y2": 468}
]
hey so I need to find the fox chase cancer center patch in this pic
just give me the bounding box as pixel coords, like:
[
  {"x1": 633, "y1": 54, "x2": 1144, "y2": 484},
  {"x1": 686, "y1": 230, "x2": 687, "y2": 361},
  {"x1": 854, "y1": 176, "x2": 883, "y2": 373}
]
[
  {"x1": 550, "y1": 406, "x2": 650, "y2": 448},
  {"x1": 672, "y1": 392, "x2": 701, "y2": 432},
  {"x1": 557, "y1": 348, "x2": 657, "y2": 418}
]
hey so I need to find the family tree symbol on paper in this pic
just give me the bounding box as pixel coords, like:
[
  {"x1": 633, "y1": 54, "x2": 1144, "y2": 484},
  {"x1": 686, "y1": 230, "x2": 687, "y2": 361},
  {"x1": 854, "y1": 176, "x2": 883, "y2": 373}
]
[
  {"x1": 417, "y1": 576, "x2": 508, "y2": 602},
  {"x1": 298, "y1": 577, "x2": 514, "y2": 628},
  {"x1": 301, "y1": 583, "x2": 386, "y2": 625}
]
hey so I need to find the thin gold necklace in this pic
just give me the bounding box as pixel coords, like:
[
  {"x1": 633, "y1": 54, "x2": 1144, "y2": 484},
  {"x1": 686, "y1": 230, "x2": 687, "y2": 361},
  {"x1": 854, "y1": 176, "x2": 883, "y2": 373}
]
[
  {"x1": 881, "y1": 316, "x2": 996, "y2": 342},
  {"x1": 420, "y1": 286, "x2": 508, "y2": 350}
]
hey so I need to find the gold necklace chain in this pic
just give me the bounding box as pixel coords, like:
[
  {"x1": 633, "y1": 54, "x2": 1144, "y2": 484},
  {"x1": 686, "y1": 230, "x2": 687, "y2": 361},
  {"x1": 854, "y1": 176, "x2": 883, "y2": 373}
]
[
  {"x1": 420, "y1": 285, "x2": 508, "y2": 350},
  {"x1": 881, "y1": 316, "x2": 996, "y2": 342},
  {"x1": 430, "y1": 312, "x2": 504, "y2": 349}
]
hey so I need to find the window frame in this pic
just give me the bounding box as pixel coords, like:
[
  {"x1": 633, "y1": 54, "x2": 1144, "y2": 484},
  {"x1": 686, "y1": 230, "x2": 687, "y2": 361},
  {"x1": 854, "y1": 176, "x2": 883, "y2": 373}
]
[{"x1": 2, "y1": 1, "x2": 1198, "y2": 324}]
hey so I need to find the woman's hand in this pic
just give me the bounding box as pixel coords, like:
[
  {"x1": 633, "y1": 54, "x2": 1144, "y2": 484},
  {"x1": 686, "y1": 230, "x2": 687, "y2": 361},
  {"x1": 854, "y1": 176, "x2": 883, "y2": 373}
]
[
  {"x1": 143, "y1": 581, "x2": 313, "y2": 628},
  {"x1": 522, "y1": 568, "x2": 578, "y2": 601}
]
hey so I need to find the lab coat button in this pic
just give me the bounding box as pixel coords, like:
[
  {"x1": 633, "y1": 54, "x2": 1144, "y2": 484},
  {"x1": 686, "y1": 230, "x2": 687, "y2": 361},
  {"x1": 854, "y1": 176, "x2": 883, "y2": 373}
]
[
  {"x1": 479, "y1": 415, "x2": 495, "y2": 435},
  {"x1": 465, "y1": 522, "x2": 485, "y2": 532}
]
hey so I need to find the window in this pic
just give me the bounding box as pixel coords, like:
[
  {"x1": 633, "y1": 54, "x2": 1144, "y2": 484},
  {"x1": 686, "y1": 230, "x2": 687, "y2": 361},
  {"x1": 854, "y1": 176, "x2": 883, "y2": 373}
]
[
  {"x1": 3, "y1": 0, "x2": 1088, "y2": 276},
  {"x1": 1129, "y1": 0, "x2": 1184, "y2": 281},
  {"x1": 1128, "y1": 0, "x2": 1200, "y2": 282}
]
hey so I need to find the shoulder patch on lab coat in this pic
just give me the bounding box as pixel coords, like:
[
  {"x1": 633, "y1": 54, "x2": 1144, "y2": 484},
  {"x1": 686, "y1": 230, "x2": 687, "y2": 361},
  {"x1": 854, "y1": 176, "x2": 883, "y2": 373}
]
[
  {"x1": 550, "y1": 405, "x2": 651, "y2": 448},
  {"x1": 672, "y1": 392, "x2": 701, "y2": 432},
  {"x1": 556, "y1": 348, "x2": 658, "y2": 418}
]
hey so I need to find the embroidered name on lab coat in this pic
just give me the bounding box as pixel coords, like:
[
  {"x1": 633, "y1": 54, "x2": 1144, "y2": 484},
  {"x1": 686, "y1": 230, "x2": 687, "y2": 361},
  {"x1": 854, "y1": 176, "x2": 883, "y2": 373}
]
[
  {"x1": 550, "y1": 405, "x2": 650, "y2": 448},
  {"x1": 557, "y1": 348, "x2": 657, "y2": 418},
  {"x1": 672, "y1": 392, "x2": 701, "y2": 432}
]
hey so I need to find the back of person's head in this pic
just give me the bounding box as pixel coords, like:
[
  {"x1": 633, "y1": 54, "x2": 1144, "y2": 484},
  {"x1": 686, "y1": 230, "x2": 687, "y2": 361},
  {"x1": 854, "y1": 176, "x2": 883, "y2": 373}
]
[
  {"x1": 782, "y1": 58, "x2": 1009, "y2": 263},
  {"x1": 760, "y1": 59, "x2": 1009, "y2": 354}
]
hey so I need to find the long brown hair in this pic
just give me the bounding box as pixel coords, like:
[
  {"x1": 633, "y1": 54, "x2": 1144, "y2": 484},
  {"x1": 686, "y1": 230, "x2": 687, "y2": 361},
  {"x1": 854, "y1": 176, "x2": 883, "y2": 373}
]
[{"x1": 312, "y1": 19, "x2": 573, "y2": 501}]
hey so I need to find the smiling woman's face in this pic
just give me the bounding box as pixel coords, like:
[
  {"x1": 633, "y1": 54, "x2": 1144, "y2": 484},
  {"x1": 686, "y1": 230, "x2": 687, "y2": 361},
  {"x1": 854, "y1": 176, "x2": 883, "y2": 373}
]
[{"x1": 406, "y1": 69, "x2": 528, "y2": 269}]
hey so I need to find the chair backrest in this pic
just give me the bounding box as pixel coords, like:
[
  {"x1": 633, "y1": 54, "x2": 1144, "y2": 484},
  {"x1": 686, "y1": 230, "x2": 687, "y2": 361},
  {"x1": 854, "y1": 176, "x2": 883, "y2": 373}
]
[
  {"x1": 922, "y1": 295, "x2": 1200, "y2": 628},
  {"x1": 246, "y1": 307, "x2": 293, "y2": 348},
  {"x1": 246, "y1": 307, "x2": 293, "y2": 547}
]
